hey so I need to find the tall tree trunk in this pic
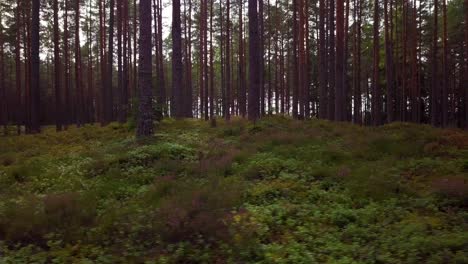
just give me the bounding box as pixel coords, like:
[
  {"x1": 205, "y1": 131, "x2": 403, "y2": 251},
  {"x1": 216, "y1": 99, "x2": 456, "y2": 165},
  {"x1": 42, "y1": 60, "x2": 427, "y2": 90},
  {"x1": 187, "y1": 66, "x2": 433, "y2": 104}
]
[
  {"x1": 136, "y1": 0, "x2": 154, "y2": 137},
  {"x1": 29, "y1": 0, "x2": 40, "y2": 133},
  {"x1": 122, "y1": 0, "x2": 129, "y2": 122},
  {"x1": 87, "y1": 0, "x2": 94, "y2": 123},
  {"x1": 203, "y1": 0, "x2": 209, "y2": 120},
  {"x1": 318, "y1": 0, "x2": 327, "y2": 119},
  {"x1": 133, "y1": 0, "x2": 137, "y2": 105},
  {"x1": 106, "y1": 0, "x2": 116, "y2": 123},
  {"x1": 292, "y1": 0, "x2": 299, "y2": 118},
  {"x1": 209, "y1": 0, "x2": 215, "y2": 119},
  {"x1": 23, "y1": 3, "x2": 31, "y2": 133},
  {"x1": 464, "y1": 0, "x2": 468, "y2": 129},
  {"x1": 172, "y1": 0, "x2": 184, "y2": 118},
  {"x1": 371, "y1": 0, "x2": 381, "y2": 126},
  {"x1": 184, "y1": 0, "x2": 193, "y2": 117},
  {"x1": 226, "y1": 0, "x2": 231, "y2": 120},
  {"x1": 384, "y1": 0, "x2": 395, "y2": 123},
  {"x1": 259, "y1": 0, "x2": 265, "y2": 117},
  {"x1": 335, "y1": 0, "x2": 345, "y2": 121},
  {"x1": 410, "y1": 0, "x2": 420, "y2": 123},
  {"x1": 64, "y1": 0, "x2": 71, "y2": 129},
  {"x1": 343, "y1": 0, "x2": 350, "y2": 121},
  {"x1": 157, "y1": 0, "x2": 166, "y2": 115},
  {"x1": 238, "y1": 0, "x2": 246, "y2": 117},
  {"x1": 117, "y1": 0, "x2": 123, "y2": 122},
  {"x1": 441, "y1": 0, "x2": 448, "y2": 126},
  {"x1": 75, "y1": 0, "x2": 84, "y2": 127},
  {"x1": 220, "y1": 0, "x2": 225, "y2": 118},
  {"x1": 0, "y1": 12, "x2": 6, "y2": 135},
  {"x1": 53, "y1": 0, "x2": 62, "y2": 131},
  {"x1": 353, "y1": 0, "x2": 362, "y2": 124},
  {"x1": 431, "y1": 0, "x2": 439, "y2": 126},
  {"x1": 298, "y1": 0, "x2": 306, "y2": 118},
  {"x1": 15, "y1": 1, "x2": 22, "y2": 134},
  {"x1": 248, "y1": 0, "x2": 260, "y2": 121},
  {"x1": 199, "y1": 0, "x2": 205, "y2": 118},
  {"x1": 401, "y1": 0, "x2": 407, "y2": 121},
  {"x1": 99, "y1": 0, "x2": 106, "y2": 125},
  {"x1": 328, "y1": 0, "x2": 335, "y2": 120}
]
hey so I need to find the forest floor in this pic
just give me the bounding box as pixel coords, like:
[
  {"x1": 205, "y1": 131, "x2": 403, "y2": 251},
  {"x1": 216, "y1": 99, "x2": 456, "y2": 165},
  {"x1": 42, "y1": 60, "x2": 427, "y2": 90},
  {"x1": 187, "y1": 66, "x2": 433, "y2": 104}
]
[{"x1": 0, "y1": 116, "x2": 467, "y2": 263}]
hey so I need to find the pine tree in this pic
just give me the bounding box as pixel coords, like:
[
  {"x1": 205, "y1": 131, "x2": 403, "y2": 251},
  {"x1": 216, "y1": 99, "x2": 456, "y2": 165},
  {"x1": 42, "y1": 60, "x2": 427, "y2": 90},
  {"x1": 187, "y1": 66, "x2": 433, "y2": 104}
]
[{"x1": 136, "y1": 0, "x2": 154, "y2": 137}]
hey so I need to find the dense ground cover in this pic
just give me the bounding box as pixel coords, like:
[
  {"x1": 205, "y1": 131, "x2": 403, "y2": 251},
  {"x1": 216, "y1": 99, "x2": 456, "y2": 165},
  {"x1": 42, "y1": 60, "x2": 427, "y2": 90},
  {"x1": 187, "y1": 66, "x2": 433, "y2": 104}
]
[{"x1": 0, "y1": 117, "x2": 467, "y2": 263}]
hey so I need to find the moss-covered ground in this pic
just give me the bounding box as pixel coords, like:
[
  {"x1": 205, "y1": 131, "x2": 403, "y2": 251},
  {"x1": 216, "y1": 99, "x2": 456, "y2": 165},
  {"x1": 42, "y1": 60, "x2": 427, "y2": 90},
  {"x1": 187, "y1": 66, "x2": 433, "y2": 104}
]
[{"x1": 0, "y1": 117, "x2": 467, "y2": 263}]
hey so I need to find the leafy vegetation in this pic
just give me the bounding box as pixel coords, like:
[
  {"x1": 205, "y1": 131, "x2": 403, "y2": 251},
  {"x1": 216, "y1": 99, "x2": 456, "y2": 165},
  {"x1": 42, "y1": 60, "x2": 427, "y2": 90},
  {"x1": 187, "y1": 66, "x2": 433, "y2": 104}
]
[{"x1": 0, "y1": 117, "x2": 467, "y2": 263}]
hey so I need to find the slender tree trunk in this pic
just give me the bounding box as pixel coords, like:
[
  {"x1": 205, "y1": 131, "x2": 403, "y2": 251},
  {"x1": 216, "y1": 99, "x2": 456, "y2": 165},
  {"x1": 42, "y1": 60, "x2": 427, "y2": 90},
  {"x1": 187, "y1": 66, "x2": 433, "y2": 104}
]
[
  {"x1": 371, "y1": 0, "x2": 381, "y2": 126},
  {"x1": 64, "y1": 0, "x2": 71, "y2": 128},
  {"x1": 292, "y1": 0, "x2": 299, "y2": 118},
  {"x1": 343, "y1": 0, "x2": 350, "y2": 121},
  {"x1": 318, "y1": 0, "x2": 327, "y2": 119},
  {"x1": 248, "y1": 0, "x2": 260, "y2": 121},
  {"x1": 384, "y1": 0, "x2": 395, "y2": 123},
  {"x1": 15, "y1": 1, "x2": 22, "y2": 134},
  {"x1": 410, "y1": 0, "x2": 420, "y2": 123},
  {"x1": 220, "y1": 0, "x2": 225, "y2": 118},
  {"x1": 298, "y1": 0, "x2": 306, "y2": 119},
  {"x1": 328, "y1": 0, "x2": 336, "y2": 120},
  {"x1": 209, "y1": 0, "x2": 215, "y2": 119},
  {"x1": 99, "y1": 0, "x2": 106, "y2": 125},
  {"x1": 464, "y1": 0, "x2": 468, "y2": 128},
  {"x1": 226, "y1": 0, "x2": 231, "y2": 120},
  {"x1": 431, "y1": 0, "x2": 439, "y2": 126},
  {"x1": 29, "y1": 0, "x2": 40, "y2": 133},
  {"x1": 184, "y1": 0, "x2": 193, "y2": 117},
  {"x1": 87, "y1": 0, "x2": 94, "y2": 123},
  {"x1": 53, "y1": 0, "x2": 62, "y2": 131},
  {"x1": 157, "y1": 0, "x2": 166, "y2": 115},
  {"x1": 105, "y1": 0, "x2": 116, "y2": 123},
  {"x1": 441, "y1": 0, "x2": 448, "y2": 127},
  {"x1": 0, "y1": 13, "x2": 6, "y2": 135},
  {"x1": 122, "y1": 0, "x2": 129, "y2": 122},
  {"x1": 117, "y1": 0, "x2": 123, "y2": 122},
  {"x1": 23, "y1": 3, "x2": 31, "y2": 133},
  {"x1": 75, "y1": 0, "x2": 84, "y2": 127},
  {"x1": 203, "y1": 0, "x2": 209, "y2": 120},
  {"x1": 238, "y1": 0, "x2": 246, "y2": 117},
  {"x1": 259, "y1": 0, "x2": 265, "y2": 117},
  {"x1": 335, "y1": 0, "x2": 345, "y2": 121},
  {"x1": 199, "y1": 0, "x2": 205, "y2": 118},
  {"x1": 172, "y1": 0, "x2": 184, "y2": 118},
  {"x1": 136, "y1": 0, "x2": 154, "y2": 137},
  {"x1": 401, "y1": 0, "x2": 407, "y2": 121},
  {"x1": 133, "y1": 0, "x2": 138, "y2": 103}
]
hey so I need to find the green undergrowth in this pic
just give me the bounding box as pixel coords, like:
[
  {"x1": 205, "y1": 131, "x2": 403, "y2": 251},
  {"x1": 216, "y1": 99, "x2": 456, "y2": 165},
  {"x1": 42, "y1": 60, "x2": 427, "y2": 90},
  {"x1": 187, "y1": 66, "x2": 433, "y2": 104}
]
[{"x1": 0, "y1": 117, "x2": 467, "y2": 263}]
